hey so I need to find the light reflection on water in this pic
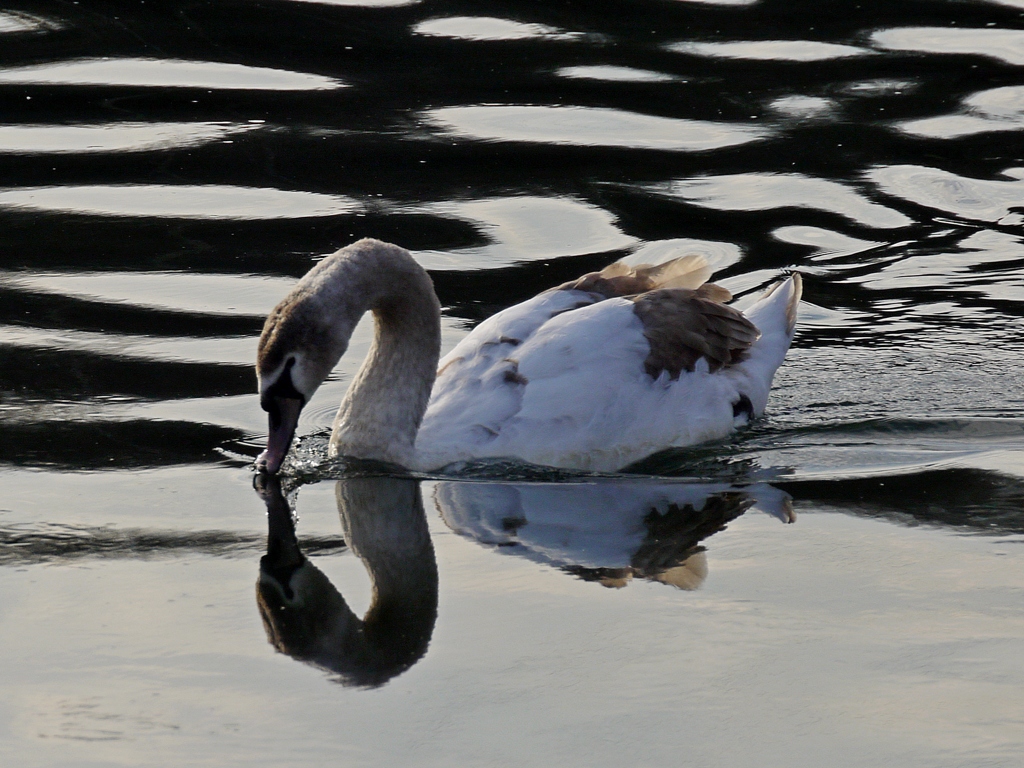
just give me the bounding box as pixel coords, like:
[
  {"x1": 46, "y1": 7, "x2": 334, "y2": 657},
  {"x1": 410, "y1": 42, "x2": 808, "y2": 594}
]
[
  {"x1": 0, "y1": 58, "x2": 345, "y2": 90},
  {"x1": 0, "y1": 271, "x2": 292, "y2": 316},
  {"x1": 555, "y1": 65, "x2": 680, "y2": 83},
  {"x1": 0, "y1": 121, "x2": 261, "y2": 154},
  {"x1": 413, "y1": 16, "x2": 583, "y2": 42},
  {"x1": 0, "y1": 323, "x2": 254, "y2": 365},
  {"x1": 288, "y1": 0, "x2": 418, "y2": 6},
  {"x1": 772, "y1": 225, "x2": 881, "y2": 260},
  {"x1": 0, "y1": 11, "x2": 58, "y2": 34},
  {"x1": 768, "y1": 95, "x2": 837, "y2": 120},
  {"x1": 898, "y1": 86, "x2": 1024, "y2": 139},
  {"x1": 872, "y1": 26, "x2": 1024, "y2": 66},
  {"x1": 0, "y1": 184, "x2": 362, "y2": 219},
  {"x1": 423, "y1": 105, "x2": 769, "y2": 151},
  {"x1": 868, "y1": 165, "x2": 1024, "y2": 224},
  {"x1": 3, "y1": 473, "x2": 1023, "y2": 765},
  {"x1": 668, "y1": 39, "x2": 872, "y2": 61},
  {"x1": 643, "y1": 173, "x2": 913, "y2": 228},
  {"x1": 409, "y1": 195, "x2": 637, "y2": 268}
]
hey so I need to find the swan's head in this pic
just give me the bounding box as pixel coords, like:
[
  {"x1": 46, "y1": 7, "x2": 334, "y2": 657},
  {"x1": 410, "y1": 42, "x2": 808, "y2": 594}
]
[{"x1": 255, "y1": 288, "x2": 353, "y2": 473}]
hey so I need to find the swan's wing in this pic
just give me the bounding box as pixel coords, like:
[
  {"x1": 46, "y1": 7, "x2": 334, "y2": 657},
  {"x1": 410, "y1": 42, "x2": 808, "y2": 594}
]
[
  {"x1": 632, "y1": 288, "x2": 759, "y2": 378},
  {"x1": 432, "y1": 253, "x2": 747, "y2": 390},
  {"x1": 422, "y1": 288, "x2": 609, "y2": 457},
  {"x1": 434, "y1": 288, "x2": 600, "y2": 384}
]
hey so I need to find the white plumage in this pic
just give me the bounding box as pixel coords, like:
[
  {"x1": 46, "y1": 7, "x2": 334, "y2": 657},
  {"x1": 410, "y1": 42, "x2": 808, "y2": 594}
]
[{"x1": 417, "y1": 270, "x2": 800, "y2": 471}]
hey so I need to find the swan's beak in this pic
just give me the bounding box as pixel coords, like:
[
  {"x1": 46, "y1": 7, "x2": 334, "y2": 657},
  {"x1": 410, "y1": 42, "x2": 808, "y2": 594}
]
[{"x1": 257, "y1": 396, "x2": 303, "y2": 474}]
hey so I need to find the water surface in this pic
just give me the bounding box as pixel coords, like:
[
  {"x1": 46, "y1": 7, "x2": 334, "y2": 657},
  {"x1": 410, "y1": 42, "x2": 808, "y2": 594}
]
[{"x1": 2, "y1": 0, "x2": 1024, "y2": 765}]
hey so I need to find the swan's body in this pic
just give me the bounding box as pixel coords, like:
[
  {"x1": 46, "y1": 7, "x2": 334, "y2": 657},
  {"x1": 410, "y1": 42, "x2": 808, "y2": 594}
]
[{"x1": 256, "y1": 238, "x2": 801, "y2": 474}]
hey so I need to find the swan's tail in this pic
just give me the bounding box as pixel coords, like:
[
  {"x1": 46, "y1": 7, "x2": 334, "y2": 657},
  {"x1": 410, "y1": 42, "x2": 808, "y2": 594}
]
[
  {"x1": 745, "y1": 273, "x2": 802, "y2": 338},
  {"x1": 730, "y1": 273, "x2": 802, "y2": 413}
]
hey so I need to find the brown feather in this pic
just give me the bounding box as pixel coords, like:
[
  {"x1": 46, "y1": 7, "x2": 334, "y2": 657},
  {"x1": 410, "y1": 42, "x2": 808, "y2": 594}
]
[
  {"x1": 632, "y1": 288, "x2": 760, "y2": 379},
  {"x1": 556, "y1": 254, "x2": 727, "y2": 301},
  {"x1": 554, "y1": 255, "x2": 755, "y2": 378}
]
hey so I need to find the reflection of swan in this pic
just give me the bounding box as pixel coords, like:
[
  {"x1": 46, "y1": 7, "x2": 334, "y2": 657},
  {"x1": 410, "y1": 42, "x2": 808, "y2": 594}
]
[
  {"x1": 434, "y1": 481, "x2": 792, "y2": 589},
  {"x1": 255, "y1": 474, "x2": 437, "y2": 687},
  {"x1": 256, "y1": 238, "x2": 801, "y2": 473}
]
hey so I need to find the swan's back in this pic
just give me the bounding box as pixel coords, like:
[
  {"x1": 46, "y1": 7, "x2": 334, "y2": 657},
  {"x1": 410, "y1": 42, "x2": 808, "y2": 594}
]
[{"x1": 415, "y1": 255, "x2": 801, "y2": 471}]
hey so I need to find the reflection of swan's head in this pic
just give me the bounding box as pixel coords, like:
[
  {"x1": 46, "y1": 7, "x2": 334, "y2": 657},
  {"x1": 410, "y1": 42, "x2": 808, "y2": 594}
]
[
  {"x1": 255, "y1": 474, "x2": 438, "y2": 688},
  {"x1": 435, "y1": 481, "x2": 792, "y2": 591}
]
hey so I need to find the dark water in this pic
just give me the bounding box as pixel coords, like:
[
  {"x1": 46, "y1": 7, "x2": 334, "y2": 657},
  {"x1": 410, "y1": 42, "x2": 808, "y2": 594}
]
[{"x1": 2, "y1": 1, "x2": 1024, "y2": 765}]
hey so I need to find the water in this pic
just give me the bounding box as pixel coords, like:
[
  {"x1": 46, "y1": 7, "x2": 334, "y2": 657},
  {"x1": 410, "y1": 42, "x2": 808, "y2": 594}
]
[{"x1": 2, "y1": 0, "x2": 1024, "y2": 765}]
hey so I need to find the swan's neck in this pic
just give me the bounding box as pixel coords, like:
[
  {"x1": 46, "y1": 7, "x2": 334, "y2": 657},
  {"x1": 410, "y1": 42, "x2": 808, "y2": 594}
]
[{"x1": 325, "y1": 242, "x2": 441, "y2": 465}]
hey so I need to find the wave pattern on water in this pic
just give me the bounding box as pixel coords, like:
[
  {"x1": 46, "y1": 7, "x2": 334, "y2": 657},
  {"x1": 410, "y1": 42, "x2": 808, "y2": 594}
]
[
  {"x1": 1, "y1": 2, "x2": 1024, "y2": 760},
  {"x1": 0, "y1": 522, "x2": 344, "y2": 564},
  {"x1": 0, "y1": 0, "x2": 1021, "y2": 520}
]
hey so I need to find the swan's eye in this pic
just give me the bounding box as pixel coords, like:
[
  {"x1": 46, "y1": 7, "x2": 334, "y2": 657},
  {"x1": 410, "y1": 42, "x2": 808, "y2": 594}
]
[{"x1": 261, "y1": 357, "x2": 306, "y2": 414}]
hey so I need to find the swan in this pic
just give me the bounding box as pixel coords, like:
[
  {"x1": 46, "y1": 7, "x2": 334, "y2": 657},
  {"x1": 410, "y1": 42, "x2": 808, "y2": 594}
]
[{"x1": 255, "y1": 238, "x2": 801, "y2": 474}]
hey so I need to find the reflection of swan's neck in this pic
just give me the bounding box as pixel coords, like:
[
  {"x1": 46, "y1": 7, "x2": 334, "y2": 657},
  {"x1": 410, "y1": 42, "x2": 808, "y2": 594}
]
[
  {"x1": 257, "y1": 476, "x2": 438, "y2": 687},
  {"x1": 328, "y1": 245, "x2": 442, "y2": 466},
  {"x1": 335, "y1": 477, "x2": 438, "y2": 653}
]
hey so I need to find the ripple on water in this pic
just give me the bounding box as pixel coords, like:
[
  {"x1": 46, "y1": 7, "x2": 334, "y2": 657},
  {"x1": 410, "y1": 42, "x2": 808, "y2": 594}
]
[
  {"x1": 422, "y1": 105, "x2": 768, "y2": 151},
  {"x1": 671, "y1": 0, "x2": 758, "y2": 5},
  {"x1": 409, "y1": 195, "x2": 636, "y2": 269},
  {"x1": 412, "y1": 16, "x2": 582, "y2": 42},
  {"x1": 0, "y1": 184, "x2": 361, "y2": 219},
  {"x1": 773, "y1": 225, "x2": 883, "y2": 261},
  {"x1": 555, "y1": 65, "x2": 680, "y2": 83},
  {"x1": 898, "y1": 86, "x2": 1024, "y2": 139},
  {"x1": 641, "y1": 173, "x2": 913, "y2": 229},
  {"x1": 768, "y1": 95, "x2": 838, "y2": 121},
  {"x1": 847, "y1": 229, "x2": 1024, "y2": 293},
  {"x1": 792, "y1": 300, "x2": 874, "y2": 329},
  {"x1": 716, "y1": 269, "x2": 790, "y2": 300},
  {"x1": 0, "y1": 58, "x2": 344, "y2": 90},
  {"x1": 872, "y1": 27, "x2": 1024, "y2": 66},
  {"x1": 0, "y1": 324, "x2": 255, "y2": 365},
  {"x1": 286, "y1": 0, "x2": 417, "y2": 6},
  {"x1": 732, "y1": 417, "x2": 1024, "y2": 484},
  {"x1": 0, "y1": 122, "x2": 261, "y2": 154},
  {"x1": 0, "y1": 11, "x2": 59, "y2": 33},
  {"x1": 868, "y1": 165, "x2": 1024, "y2": 224},
  {"x1": 0, "y1": 271, "x2": 292, "y2": 316},
  {"x1": 838, "y1": 78, "x2": 918, "y2": 98},
  {"x1": 0, "y1": 522, "x2": 289, "y2": 566},
  {"x1": 667, "y1": 39, "x2": 871, "y2": 61}
]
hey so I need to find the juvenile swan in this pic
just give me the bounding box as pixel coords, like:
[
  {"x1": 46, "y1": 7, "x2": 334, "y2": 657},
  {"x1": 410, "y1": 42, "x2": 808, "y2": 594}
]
[{"x1": 256, "y1": 238, "x2": 801, "y2": 473}]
